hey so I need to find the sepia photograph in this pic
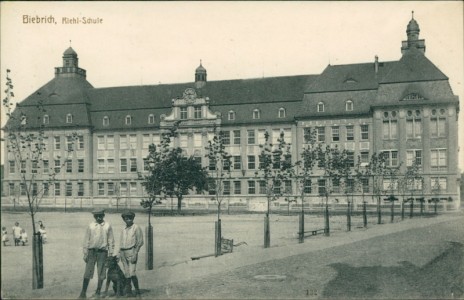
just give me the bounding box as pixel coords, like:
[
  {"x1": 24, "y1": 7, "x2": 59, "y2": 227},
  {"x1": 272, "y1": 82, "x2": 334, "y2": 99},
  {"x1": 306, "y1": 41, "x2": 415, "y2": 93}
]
[{"x1": 1, "y1": 1, "x2": 463, "y2": 299}]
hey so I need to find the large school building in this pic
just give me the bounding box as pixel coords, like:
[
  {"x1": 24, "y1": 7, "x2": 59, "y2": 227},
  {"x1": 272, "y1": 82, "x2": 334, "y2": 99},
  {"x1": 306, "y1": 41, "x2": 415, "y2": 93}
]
[{"x1": 2, "y1": 15, "x2": 460, "y2": 210}]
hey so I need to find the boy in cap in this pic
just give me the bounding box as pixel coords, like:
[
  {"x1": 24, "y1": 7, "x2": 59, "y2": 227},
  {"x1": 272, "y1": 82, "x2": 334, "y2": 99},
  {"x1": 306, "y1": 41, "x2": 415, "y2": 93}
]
[
  {"x1": 119, "y1": 211, "x2": 144, "y2": 297},
  {"x1": 79, "y1": 209, "x2": 115, "y2": 299}
]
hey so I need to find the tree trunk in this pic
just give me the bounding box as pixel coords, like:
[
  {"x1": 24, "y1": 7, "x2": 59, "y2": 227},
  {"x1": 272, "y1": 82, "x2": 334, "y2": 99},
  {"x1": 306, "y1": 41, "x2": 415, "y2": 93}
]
[
  {"x1": 410, "y1": 200, "x2": 414, "y2": 218},
  {"x1": 32, "y1": 233, "x2": 43, "y2": 289},
  {"x1": 299, "y1": 211, "x2": 304, "y2": 243},
  {"x1": 347, "y1": 201, "x2": 351, "y2": 231},
  {"x1": 177, "y1": 196, "x2": 182, "y2": 212},
  {"x1": 264, "y1": 214, "x2": 270, "y2": 248},
  {"x1": 145, "y1": 225, "x2": 153, "y2": 270},
  {"x1": 377, "y1": 197, "x2": 382, "y2": 224},
  {"x1": 324, "y1": 203, "x2": 330, "y2": 236},
  {"x1": 363, "y1": 201, "x2": 367, "y2": 228},
  {"x1": 215, "y1": 219, "x2": 222, "y2": 257}
]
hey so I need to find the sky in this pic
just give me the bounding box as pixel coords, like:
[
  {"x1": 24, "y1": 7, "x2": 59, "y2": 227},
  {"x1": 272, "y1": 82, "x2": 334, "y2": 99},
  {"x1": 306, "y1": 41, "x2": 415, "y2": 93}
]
[{"x1": 1, "y1": 1, "x2": 463, "y2": 168}]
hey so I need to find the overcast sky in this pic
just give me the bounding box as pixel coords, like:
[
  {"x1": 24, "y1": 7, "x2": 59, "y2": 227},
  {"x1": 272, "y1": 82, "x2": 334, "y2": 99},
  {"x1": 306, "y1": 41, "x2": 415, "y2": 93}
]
[{"x1": 1, "y1": 1, "x2": 463, "y2": 168}]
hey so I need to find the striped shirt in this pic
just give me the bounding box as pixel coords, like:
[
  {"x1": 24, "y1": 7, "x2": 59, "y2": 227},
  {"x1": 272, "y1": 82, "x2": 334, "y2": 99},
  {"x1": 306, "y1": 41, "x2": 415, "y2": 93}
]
[
  {"x1": 83, "y1": 221, "x2": 115, "y2": 255},
  {"x1": 119, "y1": 224, "x2": 143, "y2": 251}
]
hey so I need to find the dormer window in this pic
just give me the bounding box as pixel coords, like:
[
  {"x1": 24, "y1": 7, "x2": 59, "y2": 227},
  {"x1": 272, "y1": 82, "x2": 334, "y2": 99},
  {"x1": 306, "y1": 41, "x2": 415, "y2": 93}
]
[
  {"x1": 278, "y1": 108, "x2": 286, "y2": 118},
  {"x1": 103, "y1": 116, "x2": 109, "y2": 126},
  {"x1": 66, "y1": 114, "x2": 73, "y2": 123},
  {"x1": 180, "y1": 107, "x2": 188, "y2": 120},
  {"x1": 228, "y1": 111, "x2": 235, "y2": 120},
  {"x1": 125, "y1": 115, "x2": 132, "y2": 125},
  {"x1": 403, "y1": 93, "x2": 424, "y2": 100},
  {"x1": 21, "y1": 115, "x2": 27, "y2": 125},
  {"x1": 346, "y1": 100, "x2": 353, "y2": 111},
  {"x1": 253, "y1": 109, "x2": 260, "y2": 119},
  {"x1": 148, "y1": 114, "x2": 155, "y2": 124},
  {"x1": 317, "y1": 102, "x2": 325, "y2": 112},
  {"x1": 43, "y1": 115, "x2": 49, "y2": 124}
]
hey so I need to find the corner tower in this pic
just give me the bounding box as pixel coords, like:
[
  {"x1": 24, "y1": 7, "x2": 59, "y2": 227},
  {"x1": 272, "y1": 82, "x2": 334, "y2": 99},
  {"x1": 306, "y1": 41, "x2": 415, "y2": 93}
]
[
  {"x1": 401, "y1": 11, "x2": 426, "y2": 54},
  {"x1": 55, "y1": 47, "x2": 87, "y2": 78}
]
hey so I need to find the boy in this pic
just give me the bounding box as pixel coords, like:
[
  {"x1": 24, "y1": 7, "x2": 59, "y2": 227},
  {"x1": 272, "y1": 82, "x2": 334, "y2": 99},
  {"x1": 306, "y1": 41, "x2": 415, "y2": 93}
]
[
  {"x1": 119, "y1": 211, "x2": 144, "y2": 297},
  {"x1": 12, "y1": 222, "x2": 22, "y2": 246},
  {"x1": 79, "y1": 209, "x2": 115, "y2": 299}
]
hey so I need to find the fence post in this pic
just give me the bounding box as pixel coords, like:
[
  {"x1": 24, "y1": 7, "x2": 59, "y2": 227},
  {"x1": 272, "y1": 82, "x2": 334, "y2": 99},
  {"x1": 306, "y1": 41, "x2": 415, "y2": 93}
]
[
  {"x1": 298, "y1": 211, "x2": 304, "y2": 243},
  {"x1": 324, "y1": 204, "x2": 330, "y2": 236},
  {"x1": 264, "y1": 214, "x2": 270, "y2": 248},
  {"x1": 347, "y1": 201, "x2": 351, "y2": 231},
  {"x1": 215, "y1": 219, "x2": 222, "y2": 256},
  {"x1": 145, "y1": 225, "x2": 153, "y2": 270}
]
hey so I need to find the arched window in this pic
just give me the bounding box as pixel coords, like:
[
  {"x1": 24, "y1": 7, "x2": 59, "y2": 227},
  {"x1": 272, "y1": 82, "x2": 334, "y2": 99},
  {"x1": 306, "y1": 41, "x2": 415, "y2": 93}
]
[
  {"x1": 43, "y1": 115, "x2": 49, "y2": 124},
  {"x1": 148, "y1": 114, "x2": 155, "y2": 124},
  {"x1": 125, "y1": 115, "x2": 132, "y2": 125},
  {"x1": 66, "y1": 114, "x2": 73, "y2": 123},
  {"x1": 103, "y1": 116, "x2": 109, "y2": 126},
  {"x1": 278, "y1": 108, "x2": 286, "y2": 118},
  {"x1": 228, "y1": 111, "x2": 235, "y2": 120},
  {"x1": 253, "y1": 109, "x2": 260, "y2": 119},
  {"x1": 317, "y1": 102, "x2": 324, "y2": 112},
  {"x1": 345, "y1": 100, "x2": 353, "y2": 111}
]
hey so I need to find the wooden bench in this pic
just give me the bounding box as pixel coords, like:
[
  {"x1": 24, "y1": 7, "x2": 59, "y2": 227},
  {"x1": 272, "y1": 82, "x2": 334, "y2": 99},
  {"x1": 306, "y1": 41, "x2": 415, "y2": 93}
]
[{"x1": 298, "y1": 228, "x2": 326, "y2": 238}]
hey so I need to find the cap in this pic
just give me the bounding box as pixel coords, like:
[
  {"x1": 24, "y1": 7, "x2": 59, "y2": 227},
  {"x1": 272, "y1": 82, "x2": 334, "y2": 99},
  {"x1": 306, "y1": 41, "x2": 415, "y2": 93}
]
[
  {"x1": 121, "y1": 211, "x2": 135, "y2": 219},
  {"x1": 92, "y1": 209, "x2": 105, "y2": 215}
]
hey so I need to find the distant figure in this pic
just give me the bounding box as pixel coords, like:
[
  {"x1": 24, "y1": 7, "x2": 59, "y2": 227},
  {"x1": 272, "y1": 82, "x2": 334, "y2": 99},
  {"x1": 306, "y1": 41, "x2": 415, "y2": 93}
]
[
  {"x1": 38, "y1": 221, "x2": 47, "y2": 243},
  {"x1": 20, "y1": 229, "x2": 28, "y2": 246},
  {"x1": 12, "y1": 222, "x2": 22, "y2": 246},
  {"x1": 2, "y1": 227, "x2": 10, "y2": 246}
]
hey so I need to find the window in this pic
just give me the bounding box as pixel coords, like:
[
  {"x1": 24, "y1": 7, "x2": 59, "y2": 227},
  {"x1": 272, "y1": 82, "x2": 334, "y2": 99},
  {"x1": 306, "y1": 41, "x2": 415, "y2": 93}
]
[
  {"x1": 78, "y1": 136, "x2": 84, "y2": 149},
  {"x1": 228, "y1": 111, "x2": 235, "y2": 120},
  {"x1": 346, "y1": 100, "x2": 353, "y2": 111},
  {"x1": 222, "y1": 131, "x2": 230, "y2": 145},
  {"x1": 120, "y1": 159, "x2": 128, "y2": 172},
  {"x1": 382, "y1": 150, "x2": 398, "y2": 167},
  {"x1": 193, "y1": 133, "x2": 202, "y2": 148},
  {"x1": 97, "y1": 159, "x2": 105, "y2": 173},
  {"x1": 20, "y1": 183, "x2": 26, "y2": 196},
  {"x1": 107, "y1": 182, "x2": 114, "y2": 196},
  {"x1": 194, "y1": 156, "x2": 202, "y2": 166},
  {"x1": 20, "y1": 160, "x2": 26, "y2": 173},
  {"x1": 208, "y1": 179, "x2": 216, "y2": 195},
  {"x1": 257, "y1": 129, "x2": 266, "y2": 145},
  {"x1": 54, "y1": 159, "x2": 61, "y2": 173},
  {"x1": 247, "y1": 130, "x2": 255, "y2": 145},
  {"x1": 43, "y1": 115, "x2": 49, "y2": 124},
  {"x1": 54, "y1": 136, "x2": 61, "y2": 150},
  {"x1": 233, "y1": 156, "x2": 241, "y2": 170},
  {"x1": 431, "y1": 177, "x2": 447, "y2": 191},
  {"x1": 9, "y1": 183, "x2": 15, "y2": 196},
  {"x1": 430, "y1": 117, "x2": 446, "y2": 137},
  {"x1": 274, "y1": 181, "x2": 281, "y2": 195},
  {"x1": 107, "y1": 159, "x2": 115, "y2": 173},
  {"x1": 346, "y1": 151, "x2": 354, "y2": 167},
  {"x1": 259, "y1": 181, "x2": 266, "y2": 194},
  {"x1": 248, "y1": 181, "x2": 256, "y2": 194},
  {"x1": 233, "y1": 130, "x2": 241, "y2": 145},
  {"x1": 194, "y1": 107, "x2": 202, "y2": 119},
  {"x1": 120, "y1": 135, "x2": 128, "y2": 149},
  {"x1": 180, "y1": 107, "x2": 187, "y2": 120},
  {"x1": 209, "y1": 157, "x2": 216, "y2": 171},
  {"x1": 97, "y1": 136, "x2": 105, "y2": 150},
  {"x1": 43, "y1": 160, "x2": 49, "y2": 173},
  {"x1": 66, "y1": 182, "x2": 73, "y2": 196},
  {"x1": 332, "y1": 126, "x2": 340, "y2": 142},
  {"x1": 383, "y1": 179, "x2": 398, "y2": 192},
  {"x1": 278, "y1": 108, "x2": 286, "y2": 118},
  {"x1": 406, "y1": 111, "x2": 421, "y2": 139},
  {"x1": 360, "y1": 124, "x2": 369, "y2": 140},
  {"x1": 318, "y1": 179, "x2": 326, "y2": 196},
  {"x1": 316, "y1": 127, "x2": 325, "y2": 142},
  {"x1": 120, "y1": 182, "x2": 128, "y2": 196},
  {"x1": 54, "y1": 183, "x2": 61, "y2": 196},
  {"x1": 317, "y1": 102, "x2": 324, "y2": 112},
  {"x1": 66, "y1": 136, "x2": 74, "y2": 151},
  {"x1": 361, "y1": 178, "x2": 369, "y2": 193},
  {"x1": 32, "y1": 161, "x2": 38, "y2": 174},
  {"x1": 180, "y1": 134, "x2": 188, "y2": 148},
  {"x1": 360, "y1": 151, "x2": 369, "y2": 164},
  {"x1": 103, "y1": 116, "x2": 109, "y2": 126},
  {"x1": 32, "y1": 183, "x2": 38, "y2": 196},
  {"x1": 304, "y1": 128, "x2": 314, "y2": 144},
  {"x1": 66, "y1": 160, "x2": 72, "y2": 173},
  {"x1": 304, "y1": 180, "x2": 312, "y2": 194},
  {"x1": 129, "y1": 135, "x2": 137, "y2": 149},
  {"x1": 346, "y1": 125, "x2": 354, "y2": 141},
  {"x1": 332, "y1": 178, "x2": 340, "y2": 193},
  {"x1": 9, "y1": 160, "x2": 15, "y2": 174},
  {"x1": 130, "y1": 158, "x2": 137, "y2": 172},
  {"x1": 125, "y1": 115, "x2": 132, "y2": 125},
  {"x1": 284, "y1": 180, "x2": 292, "y2": 194},
  {"x1": 223, "y1": 181, "x2": 230, "y2": 195},
  {"x1": 98, "y1": 183, "x2": 105, "y2": 196},
  {"x1": 406, "y1": 150, "x2": 422, "y2": 167},
  {"x1": 346, "y1": 178, "x2": 354, "y2": 193},
  {"x1": 130, "y1": 182, "x2": 137, "y2": 195},
  {"x1": 78, "y1": 159, "x2": 84, "y2": 173},
  {"x1": 148, "y1": 114, "x2": 155, "y2": 124},
  {"x1": 431, "y1": 149, "x2": 447, "y2": 171},
  {"x1": 253, "y1": 109, "x2": 260, "y2": 119},
  {"x1": 383, "y1": 120, "x2": 398, "y2": 139},
  {"x1": 248, "y1": 156, "x2": 256, "y2": 169},
  {"x1": 234, "y1": 181, "x2": 241, "y2": 194},
  {"x1": 77, "y1": 182, "x2": 84, "y2": 196},
  {"x1": 66, "y1": 114, "x2": 73, "y2": 123},
  {"x1": 407, "y1": 178, "x2": 423, "y2": 191}
]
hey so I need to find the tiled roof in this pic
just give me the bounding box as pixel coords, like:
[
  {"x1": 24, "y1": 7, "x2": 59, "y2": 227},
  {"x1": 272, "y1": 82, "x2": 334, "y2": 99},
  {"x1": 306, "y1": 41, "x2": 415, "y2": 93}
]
[{"x1": 380, "y1": 48, "x2": 448, "y2": 83}]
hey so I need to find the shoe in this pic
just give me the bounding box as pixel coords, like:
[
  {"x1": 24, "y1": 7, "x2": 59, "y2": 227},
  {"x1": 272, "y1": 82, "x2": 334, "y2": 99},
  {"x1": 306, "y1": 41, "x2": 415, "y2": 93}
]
[
  {"x1": 78, "y1": 293, "x2": 86, "y2": 299},
  {"x1": 91, "y1": 292, "x2": 101, "y2": 299}
]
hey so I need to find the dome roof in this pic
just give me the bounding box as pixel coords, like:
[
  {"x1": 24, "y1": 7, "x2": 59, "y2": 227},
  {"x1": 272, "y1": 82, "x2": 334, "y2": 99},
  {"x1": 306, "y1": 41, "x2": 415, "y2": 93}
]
[
  {"x1": 63, "y1": 47, "x2": 77, "y2": 56},
  {"x1": 195, "y1": 62, "x2": 206, "y2": 73},
  {"x1": 407, "y1": 17, "x2": 420, "y2": 33}
]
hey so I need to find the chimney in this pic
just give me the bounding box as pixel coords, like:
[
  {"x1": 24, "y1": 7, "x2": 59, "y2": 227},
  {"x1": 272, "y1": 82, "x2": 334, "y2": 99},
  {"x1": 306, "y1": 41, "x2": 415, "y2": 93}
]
[{"x1": 374, "y1": 55, "x2": 379, "y2": 74}]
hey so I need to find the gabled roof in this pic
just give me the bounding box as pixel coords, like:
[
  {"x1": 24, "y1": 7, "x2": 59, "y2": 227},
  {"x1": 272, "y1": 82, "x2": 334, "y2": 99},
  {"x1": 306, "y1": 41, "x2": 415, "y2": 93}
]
[{"x1": 380, "y1": 48, "x2": 448, "y2": 83}]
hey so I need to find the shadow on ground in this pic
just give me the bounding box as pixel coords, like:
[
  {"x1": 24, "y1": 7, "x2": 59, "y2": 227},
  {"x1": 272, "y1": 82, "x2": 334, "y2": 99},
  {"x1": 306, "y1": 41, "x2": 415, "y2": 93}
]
[{"x1": 323, "y1": 241, "x2": 464, "y2": 299}]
